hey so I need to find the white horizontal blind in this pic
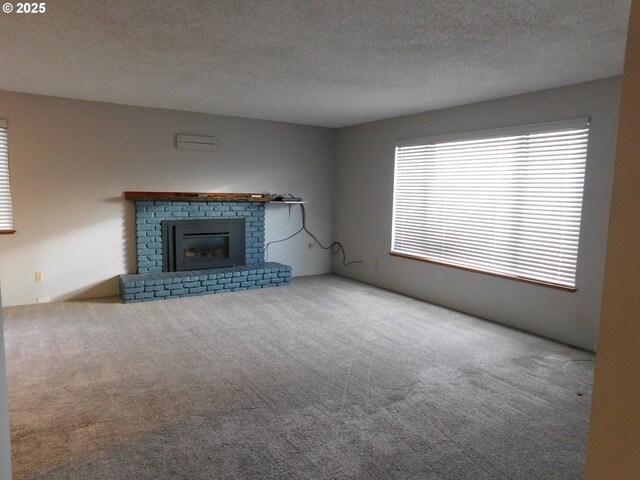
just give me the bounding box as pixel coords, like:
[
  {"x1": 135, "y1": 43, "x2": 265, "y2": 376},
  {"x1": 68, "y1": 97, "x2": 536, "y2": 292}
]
[
  {"x1": 0, "y1": 120, "x2": 15, "y2": 232},
  {"x1": 392, "y1": 119, "x2": 589, "y2": 289}
]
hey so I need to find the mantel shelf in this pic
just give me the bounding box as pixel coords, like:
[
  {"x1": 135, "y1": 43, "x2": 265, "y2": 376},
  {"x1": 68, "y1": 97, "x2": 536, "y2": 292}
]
[{"x1": 124, "y1": 191, "x2": 274, "y2": 202}]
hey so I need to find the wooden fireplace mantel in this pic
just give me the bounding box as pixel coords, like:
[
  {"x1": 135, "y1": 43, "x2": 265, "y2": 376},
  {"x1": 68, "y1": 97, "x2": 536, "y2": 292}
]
[{"x1": 124, "y1": 191, "x2": 275, "y2": 202}]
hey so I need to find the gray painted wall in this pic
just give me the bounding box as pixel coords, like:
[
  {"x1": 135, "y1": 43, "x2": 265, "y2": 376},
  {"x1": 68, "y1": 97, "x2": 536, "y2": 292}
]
[
  {"x1": 334, "y1": 77, "x2": 622, "y2": 351},
  {"x1": 0, "y1": 91, "x2": 336, "y2": 306},
  {"x1": 0, "y1": 290, "x2": 12, "y2": 480}
]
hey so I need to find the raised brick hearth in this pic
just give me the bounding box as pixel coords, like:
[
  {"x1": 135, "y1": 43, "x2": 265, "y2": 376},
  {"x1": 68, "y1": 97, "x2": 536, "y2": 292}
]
[{"x1": 120, "y1": 262, "x2": 291, "y2": 303}]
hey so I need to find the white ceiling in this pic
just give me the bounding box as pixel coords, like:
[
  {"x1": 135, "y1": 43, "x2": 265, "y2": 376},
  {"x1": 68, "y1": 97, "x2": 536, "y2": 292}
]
[{"x1": 0, "y1": 0, "x2": 632, "y2": 128}]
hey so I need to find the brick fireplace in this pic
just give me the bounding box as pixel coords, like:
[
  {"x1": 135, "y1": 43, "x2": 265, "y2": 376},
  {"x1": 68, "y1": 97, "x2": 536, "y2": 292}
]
[
  {"x1": 135, "y1": 200, "x2": 265, "y2": 273},
  {"x1": 119, "y1": 192, "x2": 292, "y2": 303}
]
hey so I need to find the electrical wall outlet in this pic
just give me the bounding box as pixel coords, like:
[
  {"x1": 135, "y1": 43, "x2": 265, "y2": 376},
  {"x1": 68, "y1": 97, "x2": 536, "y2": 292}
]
[
  {"x1": 35, "y1": 272, "x2": 44, "y2": 283},
  {"x1": 308, "y1": 242, "x2": 315, "y2": 249},
  {"x1": 37, "y1": 297, "x2": 50, "y2": 304}
]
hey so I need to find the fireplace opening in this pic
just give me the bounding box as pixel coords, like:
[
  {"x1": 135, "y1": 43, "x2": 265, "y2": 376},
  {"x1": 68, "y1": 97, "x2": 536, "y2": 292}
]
[
  {"x1": 162, "y1": 219, "x2": 245, "y2": 271},
  {"x1": 183, "y1": 233, "x2": 229, "y2": 261}
]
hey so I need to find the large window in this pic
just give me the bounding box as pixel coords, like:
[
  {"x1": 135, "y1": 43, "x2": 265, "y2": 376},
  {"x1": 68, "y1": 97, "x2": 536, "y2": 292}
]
[
  {"x1": 0, "y1": 120, "x2": 15, "y2": 234},
  {"x1": 391, "y1": 118, "x2": 589, "y2": 290}
]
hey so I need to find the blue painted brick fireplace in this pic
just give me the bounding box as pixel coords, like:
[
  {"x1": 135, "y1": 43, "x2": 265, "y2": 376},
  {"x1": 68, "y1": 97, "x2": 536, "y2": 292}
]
[
  {"x1": 135, "y1": 201, "x2": 265, "y2": 273},
  {"x1": 119, "y1": 199, "x2": 292, "y2": 303}
]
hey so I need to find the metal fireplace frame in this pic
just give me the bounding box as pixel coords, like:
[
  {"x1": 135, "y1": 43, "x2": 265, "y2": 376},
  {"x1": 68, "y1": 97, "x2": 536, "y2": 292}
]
[{"x1": 162, "y1": 218, "x2": 245, "y2": 272}]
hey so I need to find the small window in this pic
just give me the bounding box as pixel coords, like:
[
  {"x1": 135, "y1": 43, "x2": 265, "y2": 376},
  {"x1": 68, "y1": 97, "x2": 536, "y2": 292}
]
[
  {"x1": 391, "y1": 118, "x2": 589, "y2": 290},
  {"x1": 0, "y1": 119, "x2": 15, "y2": 234}
]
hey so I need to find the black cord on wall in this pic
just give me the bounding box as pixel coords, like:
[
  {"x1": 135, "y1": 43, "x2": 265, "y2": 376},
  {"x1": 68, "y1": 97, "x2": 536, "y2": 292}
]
[{"x1": 265, "y1": 201, "x2": 362, "y2": 267}]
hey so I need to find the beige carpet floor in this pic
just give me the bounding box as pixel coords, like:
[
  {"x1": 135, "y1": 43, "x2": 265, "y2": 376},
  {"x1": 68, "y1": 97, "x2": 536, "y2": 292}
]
[{"x1": 3, "y1": 274, "x2": 594, "y2": 479}]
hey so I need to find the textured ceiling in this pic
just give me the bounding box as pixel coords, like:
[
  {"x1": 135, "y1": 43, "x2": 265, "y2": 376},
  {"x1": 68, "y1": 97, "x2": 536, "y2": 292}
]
[{"x1": 0, "y1": 0, "x2": 632, "y2": 127}]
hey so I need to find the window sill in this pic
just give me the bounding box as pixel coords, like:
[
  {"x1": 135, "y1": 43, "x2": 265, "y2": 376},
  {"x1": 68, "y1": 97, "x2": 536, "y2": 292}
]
[{"x1": 0, "y1": 229, "x2": 16, "y2": 235}]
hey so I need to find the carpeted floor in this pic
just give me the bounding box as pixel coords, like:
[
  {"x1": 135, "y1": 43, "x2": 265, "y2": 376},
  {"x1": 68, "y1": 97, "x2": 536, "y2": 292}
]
[{"x1": 3, "y1": 274, "x2": 594, "y2": 479}]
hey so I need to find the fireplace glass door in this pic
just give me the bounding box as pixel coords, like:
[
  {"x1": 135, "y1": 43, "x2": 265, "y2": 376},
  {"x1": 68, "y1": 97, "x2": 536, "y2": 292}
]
[{"x1": 182, "y1": 233, "x2": 230, "y2": 263}]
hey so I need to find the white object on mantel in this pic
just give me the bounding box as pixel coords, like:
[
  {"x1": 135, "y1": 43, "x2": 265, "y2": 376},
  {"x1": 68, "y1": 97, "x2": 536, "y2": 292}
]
[{"x1": 176, "y1": 134, "x2": 217, "y2": 151}]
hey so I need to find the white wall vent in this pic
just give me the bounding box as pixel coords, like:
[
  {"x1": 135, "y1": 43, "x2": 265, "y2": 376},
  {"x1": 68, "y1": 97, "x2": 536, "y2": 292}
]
[{"x1": 176, "y1": 134, "x2": 217, "y2": 151}]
